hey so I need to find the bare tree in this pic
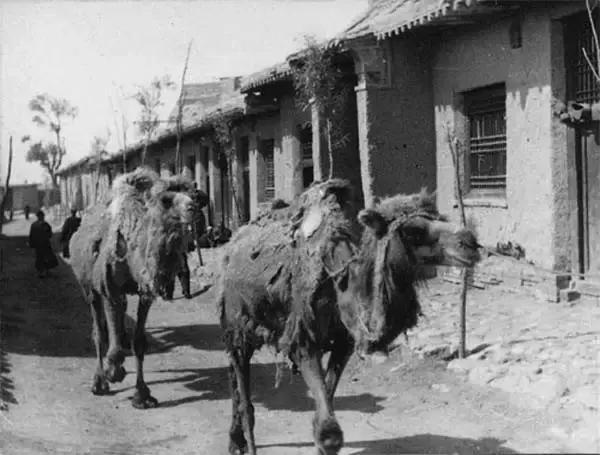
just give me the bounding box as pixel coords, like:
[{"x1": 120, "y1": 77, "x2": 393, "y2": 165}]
[
  {"x1": 0, "y1": 137, "x2": 14, "y2": 233},
  {"x1": 291, "y1": 36, "x2": 351, "y2": 179},
  {"x1": 109, "y1": 92, "x2": 130, "y2": 172},
  {"x1": 28, "y1": 94, "x2": 78, "y2": 187},
  {"x1": 175, "y1": 41, "x2": 193, "y2": 174},
  {"x1": 132, "y1": 76, "x2": 175, "y2": 165}
]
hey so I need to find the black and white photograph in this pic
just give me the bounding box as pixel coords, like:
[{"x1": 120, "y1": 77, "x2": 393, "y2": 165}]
[{"x1": 0, "y1": 0, "x2": 599, "y2": 453}]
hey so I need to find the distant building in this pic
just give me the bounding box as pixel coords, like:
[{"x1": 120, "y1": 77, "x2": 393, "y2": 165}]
[{"x1": 8, "y1": 183, "x2": 39, "y2": 212}]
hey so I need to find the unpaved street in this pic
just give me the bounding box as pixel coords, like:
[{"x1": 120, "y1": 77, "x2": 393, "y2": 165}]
[{"x1": 0, "y1": 217, "x2": 580, "y2": 454}]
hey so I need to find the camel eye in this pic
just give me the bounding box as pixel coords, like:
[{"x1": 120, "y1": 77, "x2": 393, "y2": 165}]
[{"x1": 160, "y1": 193, "x2": 174, "y2": 209}]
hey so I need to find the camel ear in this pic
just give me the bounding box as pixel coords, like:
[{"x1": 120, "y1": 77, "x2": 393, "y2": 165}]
[
  {"x1": 115, "y1": 230, "x2": 127, "y2": 258},
  {"x1": 323, "y1": 180, "x2": 353, "y2": 207},
  {"x1": 358, "y1": 208, "x2": 388, "y2": 237}
]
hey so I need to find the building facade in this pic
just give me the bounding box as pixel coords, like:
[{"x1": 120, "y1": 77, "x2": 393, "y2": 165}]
[{"x1": 336, "y1": 0, "x2": 595, "y2": 275}]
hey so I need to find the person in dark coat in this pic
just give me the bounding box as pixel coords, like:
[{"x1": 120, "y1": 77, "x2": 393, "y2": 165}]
[
  {"x1": 24, "y1": 205, "x2": 31, "y2": 220},
  {"x1": 164, "y1": 189, "x2": 207, "y2": 300},
  {"x1": 60, "y1": 208, "x2": 82, "y2": 258},
  {"x1": 29, "y1": 210, "x2": 58, "y2": 277},
  {"x1": 191, "y1": 189, "x2": 209, "y2": 265}
]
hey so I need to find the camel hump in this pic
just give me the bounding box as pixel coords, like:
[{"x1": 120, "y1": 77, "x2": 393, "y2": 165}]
[
  {"x1": 299, "y1": 179, "x2": 353, "y2": 209},
  {"x1": 112, "y1": 167, "x2": 159, "y2": 197},
  {"x1": 151, "y1": 174, "x2": 195, "y2": 197}
]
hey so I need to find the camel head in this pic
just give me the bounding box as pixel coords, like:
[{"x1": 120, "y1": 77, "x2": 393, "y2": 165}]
[
  {"x1": 358, "y1": 191, "x2": 480, "y2": 268},
  {"x1": 148, "y1": 177, "x2": 195, "y2": 298},
  {"x1": 338, "y1": 190, "x2": 481, "y2": 357}
]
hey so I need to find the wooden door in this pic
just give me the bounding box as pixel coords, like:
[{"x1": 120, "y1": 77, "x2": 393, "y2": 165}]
[{"x1": 576, "y1": 124, "x2": 600, "y2": 273}]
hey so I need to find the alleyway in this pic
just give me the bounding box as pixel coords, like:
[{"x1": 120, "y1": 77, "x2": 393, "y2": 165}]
[{"x1": 0, "y1": 216, "x2": 592, "y2": 454}]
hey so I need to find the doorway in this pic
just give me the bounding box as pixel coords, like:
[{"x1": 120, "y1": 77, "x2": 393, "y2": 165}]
[{"x1": 565, "y1": 10, "x2": 600, "y2": 273}]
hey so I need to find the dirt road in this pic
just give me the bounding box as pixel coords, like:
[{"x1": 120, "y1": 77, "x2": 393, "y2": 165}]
[{"x1": 0, "y1": 217, "x2": 577, "y2": 454}]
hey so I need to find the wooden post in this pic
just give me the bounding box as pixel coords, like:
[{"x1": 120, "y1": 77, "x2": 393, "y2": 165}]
[
  {"x1": 447, "y1": 130, "x2": 469, "y2": 359},
  {"x1": 0, "y1": 137, "x2": 14, "y2": 235}
]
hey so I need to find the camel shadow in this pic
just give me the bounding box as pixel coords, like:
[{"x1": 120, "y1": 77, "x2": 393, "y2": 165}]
[
  {"x1": 1, "y1": 234, "x2": 166, "y2": 359},
  {"x1": 0, "y1": 344, "x2": 17, "y2": 409},
  {"x1": 147, "y1": 363, "x2": 385, "y2": 413},
  {"x1": 145, "y1": 323, "x2": 225, "y2": 353},
  {"x1": 259, "y1": 434, "x2": 519, "y2": 454}
]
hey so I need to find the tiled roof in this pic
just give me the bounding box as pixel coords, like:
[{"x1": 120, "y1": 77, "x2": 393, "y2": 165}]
[
  {"x1": 106, "y1": 93, "x2": 247, "y2": 163},
  {"x1": 335, "y1": 0, "x2": 553, "y2": 42},
  {"x1": 239, "y1": 61, "x2": 292, "y2": 93},
  {"x1": 57, "y1": 152, "x2": 110, "y2": 176}
]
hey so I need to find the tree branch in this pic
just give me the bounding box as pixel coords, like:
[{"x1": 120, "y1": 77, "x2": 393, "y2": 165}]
[{"x1": 175, "y1": 40, "x2": 193, "y2": 174}]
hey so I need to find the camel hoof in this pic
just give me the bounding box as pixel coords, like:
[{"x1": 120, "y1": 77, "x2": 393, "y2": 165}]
[
  {"x1": 316, "y1": 419, "x2": 343, "y2": 455},
  {"x1": 91, "y1": 376, "x2": 110, "y2": 395},
  {"x1": 132, "y1": 392, "x2": 158, "y2": 409},
  {"x1": 184, "y1": 293, "x2": 192, "y2": 299},
  {"x1": 228, "y1": 443, "x2": 247, "y2": 454},
  {"x1": 105, "y1": 365, "x2": 127, "y2": 383},
  {"x1": 229, "y1": 435, "x2": 247, "y2": 454}
]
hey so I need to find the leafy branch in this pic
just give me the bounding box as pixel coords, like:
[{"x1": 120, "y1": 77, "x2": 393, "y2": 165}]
[
  {"x1": 291, "y1": 36, "x2": 351, "y2": 180},
  {"x1": 211, "y1": 113, "x2": 244, "y2": 225}
]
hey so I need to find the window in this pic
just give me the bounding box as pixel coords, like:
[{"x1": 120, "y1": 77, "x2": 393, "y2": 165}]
[
  {"x1": 261, "y1": 139, "x2": 275, "y2": 200},
  {"x1": 465, "y1": 83, "x2": 507, "y2": 192},
  {"x1": 565, "y1": 10, "x2": 600, "y2": 104},
  {"x1": 186, "y1": 154, "x2": 196, "y2": 180},
  {"x1": 300, "y1": 125, "x2": 313, "y2": 188},
  {"x1": 240, "y1": 136, "x2": 250, "y2": 222}
]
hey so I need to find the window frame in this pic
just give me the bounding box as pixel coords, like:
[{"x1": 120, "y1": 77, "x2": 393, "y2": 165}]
[
  {"x1": 260, "y1": 138, "x2": 275, "y2": 201},
  {"x1": 463, "y1": 83, "x2": 507, "y2": 198}
]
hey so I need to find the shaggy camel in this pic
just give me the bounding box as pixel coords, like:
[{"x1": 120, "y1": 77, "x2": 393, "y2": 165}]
[
  {"x1": 218, "y1": 180, "x2": 480, "y2": 455},
  {"x1": 69, "y1": 168, "x2": 194, "y2": 408}
]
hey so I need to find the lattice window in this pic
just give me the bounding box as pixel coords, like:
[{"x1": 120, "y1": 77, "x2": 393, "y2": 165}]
[
  {"x1": 566, "y1": 10, "x2": 600, "y2": 104},
  {"x1": 261, "y1": 139, "x2": 275, "y2": 200},
  {"x1": 466, "y1": 84, "x2": 507, "y2": 191}
]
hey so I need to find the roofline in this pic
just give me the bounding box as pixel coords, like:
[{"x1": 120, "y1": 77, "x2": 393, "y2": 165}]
[
  {"x1": 104, "y1": 105, "x2": 246, "y2": 164},
  {"x1": 239, "y1": 64, "x2": 293, "y2": 94},
  {"x1": 336, "y1": 0, "x2": 577, "y2": 42}
]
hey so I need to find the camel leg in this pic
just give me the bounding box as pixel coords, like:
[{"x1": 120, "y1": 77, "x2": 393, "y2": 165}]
[
  {"x1": 228, "y1": 363, "x2": 246, "y2": 454},
  {"x1": 164, "y1": 278, "x2": 175, "y2": 300},
  {"x1": 103, "y1": 294, "x2": 127, "y2": 383},
  {"x1": 229, "y1": 347, "x2": 255, "y2": 455},
  {"x1": 296, "y1": 349, "x2": 343, "y2": 455},
  {"x1": 324, "y1": 332, "x2": 354, "y2": 403},
  {"x1": 90, "y1": 291, "x2": 109, "y2": 395},
  {"x1": 131, "y1": 295, "x2": 158, "y2": 409},
  {"x1": 178, "y1": 254, "x2": 192, "y2": 299}
]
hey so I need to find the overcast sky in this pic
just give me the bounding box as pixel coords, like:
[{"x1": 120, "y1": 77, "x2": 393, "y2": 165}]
[{"x1": 0, "y1": 0, "x2": 367, "y2": 184}]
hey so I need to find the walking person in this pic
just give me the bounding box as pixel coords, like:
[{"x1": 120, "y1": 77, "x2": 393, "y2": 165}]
[
  {"x1": 24, "y1": 205, "x2": 30, "y2": 220},
  {"x1": 60, "y1": 208, "x2": 81, "y2": 258},
  {"x1": 28, "y1": 210, "x2": 58, "y2": 278}
]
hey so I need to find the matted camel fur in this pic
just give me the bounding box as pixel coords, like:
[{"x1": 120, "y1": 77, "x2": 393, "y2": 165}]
[{"x1": 219, "y1": 178, "x2": 359, "y2": 354}]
